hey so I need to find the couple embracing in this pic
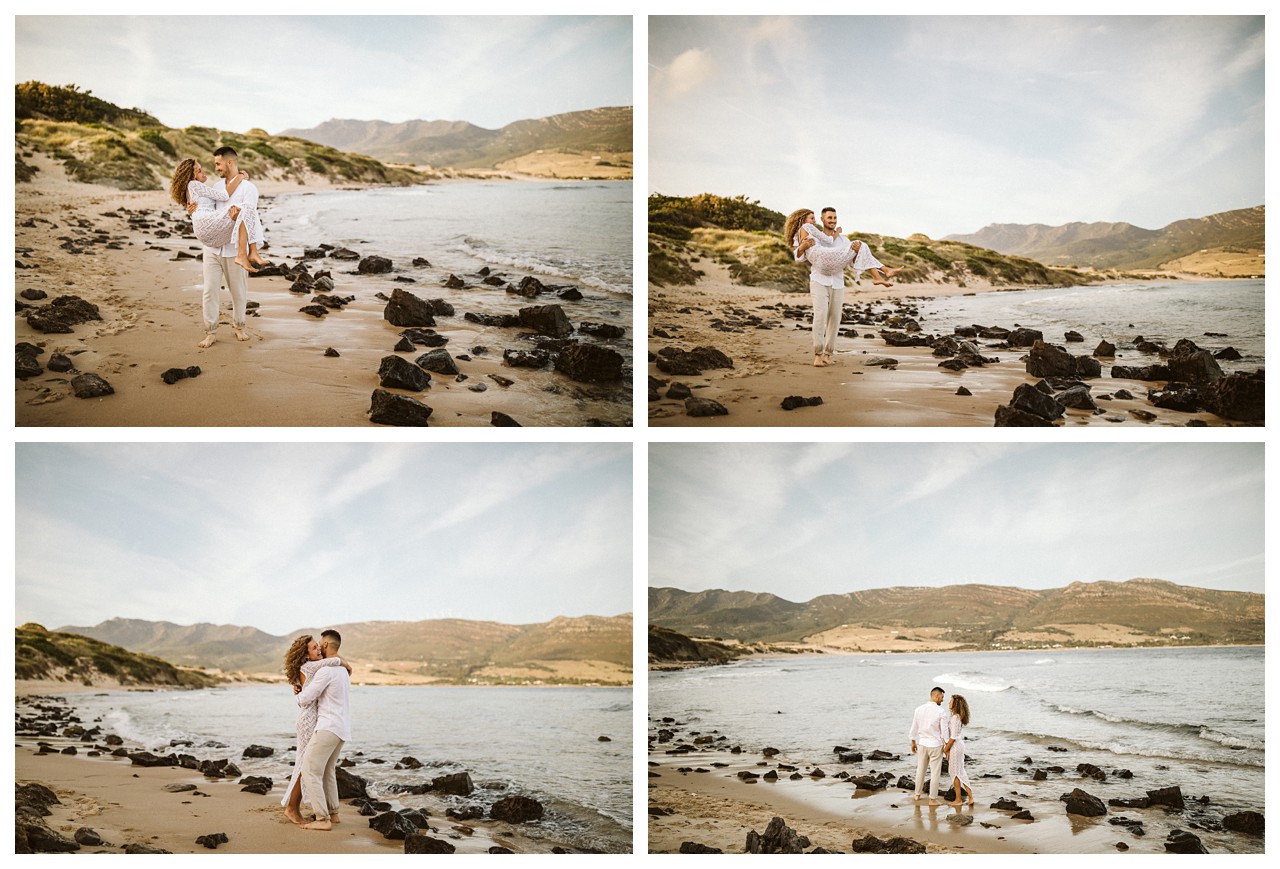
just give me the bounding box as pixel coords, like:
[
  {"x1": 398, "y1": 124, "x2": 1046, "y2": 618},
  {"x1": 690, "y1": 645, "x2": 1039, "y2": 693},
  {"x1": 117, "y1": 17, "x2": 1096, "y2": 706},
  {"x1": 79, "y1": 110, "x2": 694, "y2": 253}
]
[
  {"x1": 167, "y1": 146, "x2": 270, "y2": 348},
  {"x1": 908, "y1": 686, "x2": 974, "y2": 808},
  {"x1": 784, "y1": 207, "x2": 901, "y2": 368},
  {"x1": 281, "y1": 629, "x2": 352, "y2": 831}
]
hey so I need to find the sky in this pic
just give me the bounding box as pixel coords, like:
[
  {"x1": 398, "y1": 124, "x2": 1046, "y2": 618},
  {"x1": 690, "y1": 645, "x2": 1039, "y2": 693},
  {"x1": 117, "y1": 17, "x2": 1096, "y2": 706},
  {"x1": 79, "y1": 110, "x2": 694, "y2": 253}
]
[
  {"x1": 649, "y1": 15, "x2": 1264, "y2": 238},
  {"x1": 650, "y1": 443, "x2": 1263, "y2": 600},
  {"x1": 15, "y1": 443, "x2": 632, "y2": 635},
  {"x1": 15, "y1": 15, "x2": 633, "y2": 132}
]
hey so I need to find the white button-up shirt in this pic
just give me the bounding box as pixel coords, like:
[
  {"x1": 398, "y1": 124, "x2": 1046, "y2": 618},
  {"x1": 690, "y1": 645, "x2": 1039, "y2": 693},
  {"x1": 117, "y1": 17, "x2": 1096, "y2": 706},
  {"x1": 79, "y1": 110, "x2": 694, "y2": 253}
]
[
  {"x1": 296, "y1": 663, "x2": 352, "y2": 741},
  {"x1": 908, "y1": 700, "x2": 951, "y2": 748},
  {"x1": 208, "y1": 175, "x2": 260, "y2": 259}
]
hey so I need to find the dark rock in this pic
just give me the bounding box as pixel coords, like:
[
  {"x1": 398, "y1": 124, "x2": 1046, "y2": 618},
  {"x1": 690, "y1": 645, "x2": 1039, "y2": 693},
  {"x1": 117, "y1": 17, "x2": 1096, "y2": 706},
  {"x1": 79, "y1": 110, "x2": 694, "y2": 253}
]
[
  {"x1": 46, "y1": 353, "x2": 74, "y2": 372},
  {"x1": 517, "y1": 304, "x2": 573, "y2": 338},
  {"x1": 579, "y1": 322, "x2": 625, "y2": 339},
  {"x1": 1094, "y1": 340, "x2": 1117, "y2": 357},
  {"x1": 377, "y1": 355, "x2": 431, "y2": 391},
  {"x1": 368, "y1": 389, "x2": 432, "y2": 426},
  {"x1": 465, "y1": 311, "x2": 520, "y2": 327},
  {"x1": 399, "y1": 328, "x2": 449, "y2": 348},
  {"x1": 1109, "y1": 797, "x2": 1151, "y2": 809},
  {"x1": 666, "y1": 382, "x2": 692, "y2": 400},
  {"x1": 334, "y1": 767, "x2": 368, "y2": 800},
  {"x1": 405, "y1": 834, "x2": 456, "y2": 854},
  {"x1": 1054, "y1": 385, "x2": 1097, "y2": 410},
  {"x1": 491, "y1": 411, "x2": 521, "y2": 427},
  {"x1": 991, "y1": 798, "x2": 1022, "y2": 811},
  {"x1": 746, "y1": 816, "x2": 810, "y2": 854},
  {"x1": 73, "y1": 827, "x2": 102, "y2": 846},
  {"x1": 431, "y1": 771, "x2": 474, "y2": 796},
  {"x1": 778, "y1": 394, "x2": 823, "y2": 410},
  {"x1": 26, "y1": 295, "x2": 103, "y2": 333},
  {"x1": 1222, "y1": 810, "x2": 1263, "y2": 836},
  {"x1": 679, "y1": 842, "x2": 723, "y2": 854},
  {"x1": 195, "y1": 832, "x2": 229, "y2": 849},
  {"x1": 1150, "y1": 384, "x2": 1204, "y2": 413},
  {"x1": 1012, "y1": 810, "x2": 1034, "y2": 821},
  {"x1": 1077, "y1": 763, "x2": 1107, "y2": 781},
  {"x1": 163, "y1": 783, "x2": 197, "y2": 793},
  {"x1": 393, "y1": 336, "x2": 415, "y2": 353},
  {"x1": 1007, "y1": 327, "x2": 1044, "y2": 347},
  {"x1": 1033, "y1": 769, "x2": 1048, "y2": 781},
  {"x1": 1165, "y1": 829, "x2": 1208, "y2": 853},
  {"x1": 20, "y1": 288, "x2": 48, "y2": 301},
  {"x1": 358, "y1": 255, "x2": 393, "y2": 274},
  {"x1": 160, "y1": 366, "x2": 202, "y2": 385},
  {"x1": 71, "y1": 373, "x2": 114, "y2": 399},
  {"x1": 415, "y1": 348, "x2": 459, "y2": 376},
  {"x1": 1064, "y1": 330, "x2": 1085, "y2": 342},
  {"x1": 1008, "y1": 382, "x2": 1065, "y2": 420},
  {"x1": 502, "y1": 348, "x2": 550, "y2": 369},
  {"x1": 427, "y1": 298, "x2": 455, "y2": 317},
  {"x1": 1207, "y1": 371, "x2": 1264, "y2": 421},
  {"x1": 123, "y1": 844, "x2": 173, "y2": 854},
  {"x1": 1147, "y1": 786, "x2": 1185, "y2": 810},
  {"x1": 558, "y1": 287, "x2": 584, "y2": 301},
  {"x1": 851, "y1": 776, "x2": 888, "y2": 791},
  {"x1": 555, "y1": 343, "x2": 624, "y2": 382},
  {"x1": 16, "y1": 352, "x2": 43, "y2": 379},
  {"x1": 444, "y1": 274, "x2": 466, "y2": 289},
  {"x1": 850, "y1": 834, "x2": 926, "y2": 854},
  {"x1": 370, "y1": 810, "x2": 418, "y2": 840},
  {"x1": 17, "y1": 783, "x2": 61, "y2": 814},
  {"x1": 655, "y1": 345, "x2": 734, "y2": 375},
  {"x1": 685, "y1": 397, "x2": 728, "y2": 417},
  {"x1": 508, "y1": 275, "x2": 547, "y2": 298},
  {"x1": 15, "y1": 341, "x2": 44, "y2": 357},
  {"x1": 1214, "y1": 346, "x2": 1243, "y2": 361},
  {"x1": 383, "y1": 288, "x2": 436, "y2": 327},
  {"x1": 1116, "y1": 842, "x2": 1129, "y2": 851},
  {"x1": 1064, "y1": 788, "x2": 1107, "y2": 817},
  {"x1": 128, "y1": 751, "x2": 177, "y2": 767},
  {"x1": 1028, "y1": 340, "x2": 1097, "y2": 378},
  {"x1": 488, "y1": 846, "x2": 515, "y2": 854},
  {"x1": 490, "y1": 795, "x2": 544, "y2": 823},
  {"x1": 412, "y1": 257, "x2": 431, "y2": 267},
  {"x1": 299, "y1": 304, "x2": 328, "y2": 318},
  {"x1": 324, "y1": 347, "x2": 340, "y2": 357}
]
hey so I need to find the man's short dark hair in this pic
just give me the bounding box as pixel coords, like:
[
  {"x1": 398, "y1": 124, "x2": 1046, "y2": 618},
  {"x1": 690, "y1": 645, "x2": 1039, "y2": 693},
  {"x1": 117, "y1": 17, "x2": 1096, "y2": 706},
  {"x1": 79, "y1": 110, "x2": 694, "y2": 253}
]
[
  {"x1": 821, "y1": 207, "x2": 837, "y2": 216},
  {"x1": 212, "y1": 146, "x2": 238, "y2": 159},
  {"x1": 931, "y1": 686, "x2": 945, "y2": 695},
  {"x1": 321, "y1": 629, "x2": 342, "y2": 650}
]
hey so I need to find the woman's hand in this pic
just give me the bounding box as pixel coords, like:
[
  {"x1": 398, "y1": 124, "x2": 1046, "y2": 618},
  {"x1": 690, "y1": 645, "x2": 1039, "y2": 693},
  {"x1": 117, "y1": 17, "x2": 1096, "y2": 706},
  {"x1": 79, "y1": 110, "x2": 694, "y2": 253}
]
[
  {"x1": 292, "y1": 683, "x2": 301, "y2": 695},
  {"x1": 227, "y1": 205, "x2": 241, "y2": 221},
  {"x1": 186, "y1": 202, "x2": 198, "y2": 216}
]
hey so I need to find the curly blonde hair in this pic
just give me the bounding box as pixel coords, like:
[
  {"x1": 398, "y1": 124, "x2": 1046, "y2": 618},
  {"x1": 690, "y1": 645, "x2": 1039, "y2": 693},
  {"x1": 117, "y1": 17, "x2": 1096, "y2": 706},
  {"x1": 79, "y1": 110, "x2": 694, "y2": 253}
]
[
  {"x1": 782, "y1": 208, "x2": 814, "y2": 250},
  {"x1": 169, "y1": 158, "x2": 198, "y2": 206},
  {"x1": 283, "y1": 634, "x2": 314, "y2": 688},
  {"x1": 950, "y1": 694, "x2": 971, "y2": 726}
]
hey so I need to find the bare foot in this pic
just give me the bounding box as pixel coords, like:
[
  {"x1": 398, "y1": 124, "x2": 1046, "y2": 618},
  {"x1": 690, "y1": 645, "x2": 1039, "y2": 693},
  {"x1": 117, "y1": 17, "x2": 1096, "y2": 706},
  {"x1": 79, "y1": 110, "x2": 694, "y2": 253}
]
[
  {"x1": 945, "y1": 800, "x2": 962, "y2": 807},
  {"x1": 233, "y1": 255, "x2": 259, "y2": 273},
  {"x1": 813, "y1": 356, "x2": 825, "y2": 367},
  {"x1": 301, "y1": 819, "x2": 332, "y2": 831},
  {"x1": 249, "y1": 255, "x2": 272, "y2": 266},
  {"x1": 330, "y1": 813, "x2": 340, "y2": 825},
  {"x1": 233, "y1": 326, "x2": 249, "y2": 342},
  {"x1": 929, "y1": 800, "x2": 941, "y2": 807},
  {"x1": 284, "y1": 807, "x2": 304, "y2": 826},
  {"x1": 912, "y1": 794, "x2": 922, "y2": 802},
  {"x1": 874, "y1": 280, "x2": 894, "y2": 287},
  {"x1": 198, "y1": 333, "x2": 215, "y2": 348},
  {"x1": 821, "y1": 354, "x2": 832, "y2": 365},
  {"x1": 883, "y1": 267, "x2": 903, "y2": 278}
]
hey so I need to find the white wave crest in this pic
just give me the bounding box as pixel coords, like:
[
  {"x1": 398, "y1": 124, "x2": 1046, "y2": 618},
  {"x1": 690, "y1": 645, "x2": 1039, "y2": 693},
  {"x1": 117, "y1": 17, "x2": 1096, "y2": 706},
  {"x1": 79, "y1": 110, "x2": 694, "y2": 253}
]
[
  {"x1": 933, "y1": 672, "x2": 1012, "y2": 693},
  {"x1": 1034, "y1": 658, "x2": 1055, "y2": 665}
]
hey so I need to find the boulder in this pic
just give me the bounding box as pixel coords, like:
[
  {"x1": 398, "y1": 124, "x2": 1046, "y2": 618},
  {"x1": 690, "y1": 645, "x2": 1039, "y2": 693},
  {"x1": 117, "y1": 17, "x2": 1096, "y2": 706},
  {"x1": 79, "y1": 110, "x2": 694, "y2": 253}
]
[
  {"x1": 1009, "y1": 382, "x2": 1065, "y2": 420},
  {"x1": 1146, "y1": 786, "x2": 1185, "y2": 810},
  {"x1": 382, "y1": 288, "x2": 436, "y2": 327},
  {"x1": 358, "y1": 255, "x2": 393, "y2": 274},
  {"x1": 431, "y1": 771, "x2": 474, "y2": 796},
  {"x1": 241, "y1": 745, "x2": 274, "y2": 760},
  {"x1": 1167, "y1": 344, "x2": 1223, "y2": 386},
  {"x1": 16, "y1": 352, "x2": 43, "y2": 379},
  {"x1": 73, "y1": 827, "x2": 102, "y2": 846},
  {"x1": 1064, "y1": 788, "x2": 1107, "y2": 817},
  {"x1": 1007, "y1": 327, "x2": 1044, "y2": 347},
  {"x1": 195, "y1": 833, "x2": 228, "y2": 849},
  {"x1": 850, "y1": 834, "x2": 926, "y2": 854},
  {"x1": 1222, "y1": 810, "x2": 1263, "y2": 836},
  {"x1": 685, "y1": 397, "x2": 728, "y2": 417},
  {"x1": 415, "y1": 349, "x2": 459, "y2": 376},
  {"x1": 1108, "y1": 797, "x2": 1150, "y2": 809},
  {"x1": 330, "y1": 248, "x2": 360, "y2": 260},
  {"x1": 369, "y1": 810, "x2": 418, "y2": 840},
  {"x1": 555, "y1": 343, "x2": 625, "y2": 383},
  {"x1": 1207, "y1": 371, "x2": 1263, "y2": 421},
  {"x1": 1027, "y1": 340, "x2": 1097, "y2": 379},
  {"x1": 123, "y1": 844, "x2": 173, "y2": 854},
  {"x1": 128, "y1": 751, "x2": 177, "y2": 767},
  {"x1": 1065, "y1": 330, "x2": 1085, "y2": 342},
  {"x1": 517, "y1": 304, "x2": 573, "y2": 338},
  {"x1": 490, "y1": 795, "x2": 544, "y2": 823},
  {"x1": 558, "y1": 287, "x2": 584, "y2": 301},
  {"x1": 1094, "y1": 340, "x2": 1117, "y2": 357},
  {"x1": 507, "y1": 275, "x2": 547, "y2": 298},
  {"x1": 579, "y1": 322, "x2": 625, "y2": 339},
  {"x1": 25, "y1": 295, "x2": 102, "y2": 333},
  {"x1": 679, "y1": 842, "x2": 723, "y2": 854},
  {"x1": 746, "y1": 816, "x2": 810, "y2": 854},
  {"x1": 367, "y1": 389, "x2": 432, "y2": 427},
  {"x1": 377, "y1": 355, "x2": 431, "y2": 392},
  {"x1": 655, "y1": 346, "x2": 733, "y2": 375},
  {"x1": 1214, "y1": 346, "x2": 1243, "y2": 361},
  {"x1": 491, "y1": 411, "x2": 521, "y2": 427},
  {"x1": 503, "y1": 348, "x2": 550, "y2": 369},
  {"x1": 71, "y1": 373, "x2": 114, "y2": 398},
  {"x1": 1164, "y1": 829, "x2": 1208, "y2": 853},
  {"x1": 405, "y1": 834, "x2": 457, "y2": 854}
]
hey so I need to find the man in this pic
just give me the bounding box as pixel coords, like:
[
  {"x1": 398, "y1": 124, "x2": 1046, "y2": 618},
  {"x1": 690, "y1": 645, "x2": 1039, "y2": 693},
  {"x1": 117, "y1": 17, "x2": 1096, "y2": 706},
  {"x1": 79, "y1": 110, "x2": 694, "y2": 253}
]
[
  {"x1": 191, "y1": 146, "x2": 260, "y2": 348},
  {"x1": 908, "y1": 686, "x2": 950, "y2": 806},
  {"x1": 803, "y1": 207, "x2": 848, "y2": 368},
  {"x1": 295, "y1": 628, "x2": 351, "y2": 831}
]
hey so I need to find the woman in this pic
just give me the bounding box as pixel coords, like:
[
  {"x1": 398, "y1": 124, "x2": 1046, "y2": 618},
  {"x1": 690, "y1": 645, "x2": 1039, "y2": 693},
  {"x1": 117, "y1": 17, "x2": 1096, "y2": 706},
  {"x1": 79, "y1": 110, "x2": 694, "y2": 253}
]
[
  {"x1": 943, "y1": 693, "x2": 974, "y2": 807},
  {"x1": 783, "y1": 209, "x2": 899, "y2": 288},
  {"x1": 168, "y1": 158, "x2": 270, "y2": 276},
  {"x1": 281, "y1": 634, "x2": 349, "y2": 825}
]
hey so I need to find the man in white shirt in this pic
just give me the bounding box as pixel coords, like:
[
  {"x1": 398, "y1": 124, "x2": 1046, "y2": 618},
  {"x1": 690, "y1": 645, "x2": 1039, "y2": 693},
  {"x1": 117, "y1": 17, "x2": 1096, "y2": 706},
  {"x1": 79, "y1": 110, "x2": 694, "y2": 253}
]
[
  {"x1": 908, "y1": 686, "x2": 951, "y2": 806},
  {"x1": 194, "y1": 146, "x2": 260, "y2": 348},
  {"x1": 803, "y1": 207, "x2": 849, "y2": 367},
  {"x1": 295, "y1": 628, "x2": 352, "y2": 831}
]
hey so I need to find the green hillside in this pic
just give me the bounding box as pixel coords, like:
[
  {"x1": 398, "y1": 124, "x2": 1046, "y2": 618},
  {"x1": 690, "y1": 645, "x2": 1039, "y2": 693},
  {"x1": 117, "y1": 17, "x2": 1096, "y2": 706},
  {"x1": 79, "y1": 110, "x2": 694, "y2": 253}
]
[
  {"x1": 648, "y1": 193, "x2": 1103, "y2": 291},
  {"x1": 16, "y1": 81, "x2": 429, "y2": 190},
  {"x1": 15, "y1": 623, "x2": 223, "y2": 688}
]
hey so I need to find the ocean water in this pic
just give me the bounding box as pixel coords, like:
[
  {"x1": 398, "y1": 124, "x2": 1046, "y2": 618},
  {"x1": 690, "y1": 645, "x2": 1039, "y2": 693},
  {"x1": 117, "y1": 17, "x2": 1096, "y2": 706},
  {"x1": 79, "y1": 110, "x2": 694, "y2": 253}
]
[
  {"x1": 263, "y1": 180, "x2": 633, "y2": 297},
  {"x1": 650, "y1": 647, "x2": 1263, "y2": 818},
  {"x1": 916, "y1": 280, "x2": 1264, "y2": 371},
  {"x1": 65, "y1": 685, "x2": 632, "y2": 852}
]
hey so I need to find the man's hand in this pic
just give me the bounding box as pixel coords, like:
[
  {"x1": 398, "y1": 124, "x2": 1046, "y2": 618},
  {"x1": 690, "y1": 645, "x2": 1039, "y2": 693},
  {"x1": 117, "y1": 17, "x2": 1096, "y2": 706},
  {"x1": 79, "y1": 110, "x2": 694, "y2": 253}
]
[
  {"x1": 227, "y1": 206, "x2": 241, "y2": 221},
  {"x1": 293, "y1": 684, "x2": 301, "y2": 695},
  {"x1": 186, "y1": 202, "x2": 198, "y2": 216},
  {"x1": 910, "y1": 741, "x2": 917, "y2": 754}
]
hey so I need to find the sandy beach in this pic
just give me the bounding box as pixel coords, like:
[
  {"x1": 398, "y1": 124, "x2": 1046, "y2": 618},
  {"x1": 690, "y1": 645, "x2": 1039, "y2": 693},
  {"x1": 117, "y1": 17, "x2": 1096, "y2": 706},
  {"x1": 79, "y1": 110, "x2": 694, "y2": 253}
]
[
  {"x1": 648, "y1": 720, "x2": 1260, "y2": 854},
  {"x1": 15, "y1": 153, "x2": 631, "y2": 427},
  {"x1": 16, "y1": 690, "x2": 593, "y2": 854},
  {"x1": 648, "y1": 263, "x2": 1258, "y2": 426}
]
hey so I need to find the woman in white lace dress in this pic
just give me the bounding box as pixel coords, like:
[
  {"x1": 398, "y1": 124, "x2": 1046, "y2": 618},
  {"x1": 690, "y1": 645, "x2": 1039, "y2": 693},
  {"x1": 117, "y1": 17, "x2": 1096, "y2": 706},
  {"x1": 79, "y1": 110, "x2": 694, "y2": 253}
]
[
  {"x1": 943, "y1": 693, "x2": 975, "y2": 807},
  {"x1": 783, "y1": 208, "x2": 899, "y2": 287},
  {"x1": 168, "y1": 158, "x2": 269, "y2": 274},
  {"x1": 281, "y1": 634, "x2": 349, "y2": 825}
]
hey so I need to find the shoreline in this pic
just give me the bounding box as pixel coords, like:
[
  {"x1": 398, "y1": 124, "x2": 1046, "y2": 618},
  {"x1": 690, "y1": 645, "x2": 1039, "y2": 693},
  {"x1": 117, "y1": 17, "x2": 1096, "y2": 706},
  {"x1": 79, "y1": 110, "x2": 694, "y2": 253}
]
[
  {"x1": 17, "y1": 692, "x2": 626, "y2": 854},
  {"x1": 648, "y1": 264, "x2": 1261, "y2": 426},
  {"x1": 16, "y1": 158, "x2": 631, "y2": 427},
  {"x1": 647, "y1": 714, "x2": 1262, "y2": 854}
]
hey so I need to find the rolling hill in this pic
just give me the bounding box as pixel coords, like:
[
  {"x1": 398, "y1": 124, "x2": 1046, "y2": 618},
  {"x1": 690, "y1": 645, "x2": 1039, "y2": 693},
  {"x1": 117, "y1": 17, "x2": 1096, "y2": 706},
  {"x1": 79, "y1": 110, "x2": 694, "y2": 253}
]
[
  {"x1": 281, "y1": 106, "x2": 633, "y2": 178},
  {"x1": 56, "y1": 614, "x2": 633, "y2": 686},
  {"x1": 16, "y1": 623, "x2": 223, "y2": 688},
  {"x1": 649, "y1": 579, "x2": 1262, "y2": 649},
  {"x1": 16, "y1": 81, "x2": 428, "y2": 191},
  {"x1": 944, "y1": 205, "x2": 1264, "y2": 275}
]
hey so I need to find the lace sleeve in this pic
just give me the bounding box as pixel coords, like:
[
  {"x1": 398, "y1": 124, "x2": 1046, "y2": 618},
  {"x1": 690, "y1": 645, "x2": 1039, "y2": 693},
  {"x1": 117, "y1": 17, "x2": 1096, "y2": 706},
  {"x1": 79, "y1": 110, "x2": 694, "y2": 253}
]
[
  {"x1": 300, "y1": 656, "x2": 343, "y2": 677},
  {"x1": 188, "y1": 179, "x2": 226, "y2": 202}
]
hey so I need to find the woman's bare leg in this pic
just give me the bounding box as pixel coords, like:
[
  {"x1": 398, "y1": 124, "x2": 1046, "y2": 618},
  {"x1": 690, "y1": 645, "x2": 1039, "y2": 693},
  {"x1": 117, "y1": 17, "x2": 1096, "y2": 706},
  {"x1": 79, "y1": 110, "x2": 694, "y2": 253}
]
[
  {"x1": 284, "y1": 777, "x2": 305, "y2": 825},
  {"x1": 946, "y1": 776, "x2": 963, "y2": 807},
  {"x1": 248, "y1": 242, "x2": 270, "y2": 267},
  {"x1": 233, "y1": 222, "x2": 259, "y2": 274}
]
